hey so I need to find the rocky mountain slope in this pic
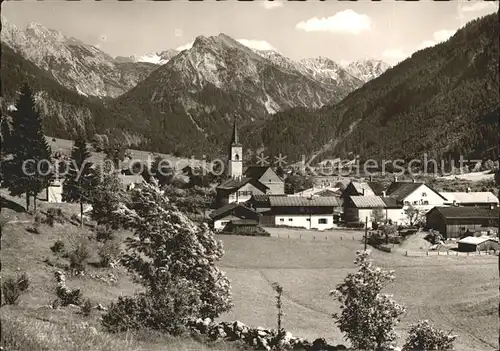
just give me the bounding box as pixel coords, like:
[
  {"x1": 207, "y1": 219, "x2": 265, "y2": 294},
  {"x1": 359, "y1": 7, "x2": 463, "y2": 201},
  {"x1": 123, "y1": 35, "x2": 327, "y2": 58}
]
[
  {"x1": 117, "y1": 49, "x2": 180, "y2": 65},
  {"x1": 1, "y1": 17, "x2": 158, "y2": 98},
  {"x1": 345, "y1": 59, "x2": 390, "y2": 83},
  {"x1": 107, "y1": 33, "x2": 367, "y2": 156},
  {"x1": 257, "y1": 14, "x2": 499, "y2": 163}
]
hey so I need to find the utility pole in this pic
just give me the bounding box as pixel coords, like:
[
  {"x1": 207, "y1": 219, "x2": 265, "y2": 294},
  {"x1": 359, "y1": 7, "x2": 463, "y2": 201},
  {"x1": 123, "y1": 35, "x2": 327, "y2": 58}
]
[{"x1": 364, "y1": 216, "x2": 368, "y2": 251}]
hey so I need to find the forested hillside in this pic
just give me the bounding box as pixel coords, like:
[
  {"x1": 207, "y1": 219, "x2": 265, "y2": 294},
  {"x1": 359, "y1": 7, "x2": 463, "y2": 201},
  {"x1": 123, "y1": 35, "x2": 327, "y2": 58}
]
[{"x1": 257, "y1": 14, "x2": 499, "y2": 163}]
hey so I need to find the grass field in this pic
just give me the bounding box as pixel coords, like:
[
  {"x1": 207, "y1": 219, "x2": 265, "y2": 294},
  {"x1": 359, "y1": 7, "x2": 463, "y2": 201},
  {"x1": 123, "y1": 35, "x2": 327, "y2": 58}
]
[{"x1": 1, "y1": 194, "x2": 498, "y2": 350}]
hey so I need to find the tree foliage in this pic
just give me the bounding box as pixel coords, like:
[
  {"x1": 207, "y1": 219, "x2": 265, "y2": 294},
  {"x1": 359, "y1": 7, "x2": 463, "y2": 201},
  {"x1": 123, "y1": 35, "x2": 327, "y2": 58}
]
[
  {"x1": 403, "y1": 320, "x2": 457, "y2": 351},
  {"x1": 404, "y1": 205, "x2": 425, "y2": 226},
  {"x1": 331, "y1": 250, "x2": 406, "y2": 350},
  {"x1": 284, "y1": 174, "x2": 314, "y2": 194},
  {"x1": 111, "y1": 183, "x2": 232, "y2": 323},
  {"x1": 3, "y1": 84, "x2": 53, "y2": 210}
]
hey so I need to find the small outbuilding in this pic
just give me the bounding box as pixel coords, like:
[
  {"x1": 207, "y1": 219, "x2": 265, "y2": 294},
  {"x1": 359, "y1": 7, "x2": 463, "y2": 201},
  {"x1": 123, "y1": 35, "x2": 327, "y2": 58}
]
[
  {"x1": 457, "y1": 236, "x2": 499, "y2": 252},
  {"x1": 425, "y1": 206, "x2": 499, "y2": 239},
  {"x1": 209, "y1": 202, "x2": 260, "y2": 231}
]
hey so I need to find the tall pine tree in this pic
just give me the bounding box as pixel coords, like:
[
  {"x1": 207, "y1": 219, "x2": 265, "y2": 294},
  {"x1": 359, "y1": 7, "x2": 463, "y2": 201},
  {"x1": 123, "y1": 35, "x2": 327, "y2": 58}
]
[
  {"x1": 3, "y1": 84, "x2": 52, "y2": 210},
  {"x1": 62, "y1": 135, "x2": 94, "y2": 226}
]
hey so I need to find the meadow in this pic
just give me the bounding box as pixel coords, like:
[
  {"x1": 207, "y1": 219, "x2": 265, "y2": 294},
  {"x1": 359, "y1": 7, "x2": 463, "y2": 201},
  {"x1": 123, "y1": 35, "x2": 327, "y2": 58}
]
[{"x1": 1, "y1": 195, "x2": 498, "y2": 350}]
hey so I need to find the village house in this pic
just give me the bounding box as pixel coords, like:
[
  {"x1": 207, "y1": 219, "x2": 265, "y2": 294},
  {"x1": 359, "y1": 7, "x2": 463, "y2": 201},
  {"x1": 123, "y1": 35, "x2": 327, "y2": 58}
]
[
  {"x1": 247, "y1": 195, "x2": 341, "y2": 230},
  {"x1": 38, "y1": 179, "x2": 63, "y2": 203},
  {"x1": 441, "y1": 190, "x2": 499, "y2": 208},
  {"x1": 291, "y1": 184, "x2": 342, "y2": 198},
  {"x1": 425, "y1": 206, "x2": 500, "y2": 239},
  {"x1": 209, "y1": 202, "x2": 260, "y2": 231},
  {"x1": 215, "y1": 120, "x2": 284, "y2": 207},
  {"x1": 341, "y1": 180, "x2": 386, "y2": 199},
  {"x1": 385, "y1": 180, "x2": 446, "y2": 213},
  {"x1": 343, "y1": 195, "x2": 404, "y2": 225}
]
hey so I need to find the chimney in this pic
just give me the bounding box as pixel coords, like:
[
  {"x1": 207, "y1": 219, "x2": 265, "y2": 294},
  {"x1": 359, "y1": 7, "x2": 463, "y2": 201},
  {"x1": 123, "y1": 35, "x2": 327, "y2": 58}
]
[
  {"x1": 466, "y1": 187, "x2": 471, "y2": 193},
  {"x1": 382, "y1": 191, "x2": 386, "y2": 197},
  {"x1": 394, "y1": 176, "x2": 398, "y2": 182},
  {"x1": 362, "y1": 188, "x2": 365, "y2": 196},
  {"x1": 369, "y1": 175, "x2": 372, "y2": 182},
  {"x1": 412, "y1": 178, "x2": 415, "y2": 183}
]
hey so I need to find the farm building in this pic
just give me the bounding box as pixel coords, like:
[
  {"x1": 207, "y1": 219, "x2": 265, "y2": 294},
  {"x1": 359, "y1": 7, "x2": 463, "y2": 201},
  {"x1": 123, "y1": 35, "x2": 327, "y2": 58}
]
[
  {"x1": 441, "y1": 191, "x2": 499, "y2": 208},
  {"x1": 291, "y1": 186, "x2": 342, "y2": 198},
  {"x1": 385, "y1": 180, "x2": 446, "y2": 213},
  {"x1": 247, "y1": 195, "x2": 341, "y2": 230},
  {"x1": 38, "y1": 179, "x2": 63, "y2": 203},
  {"x1": 457, "y1": 236, "x2": 499, "y2": 252},
  {"x1": 425, "y1": 206, "x2": 500, "y2": 239},
  {"x1": 343, "y1": 195, "x2": 404, "y2": 226},
  {"x1": 341, "y1": 180, "x2": 386, "y2": 199},
  {"x1": 209, "y1": 202, "x2": 260, "y2": 231}
]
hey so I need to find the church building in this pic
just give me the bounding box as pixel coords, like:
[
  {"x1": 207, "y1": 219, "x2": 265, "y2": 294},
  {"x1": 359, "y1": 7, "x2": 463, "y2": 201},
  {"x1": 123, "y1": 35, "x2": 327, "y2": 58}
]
[{"x1": 215, "y1": 120, "x2": 285, "y2": 208}]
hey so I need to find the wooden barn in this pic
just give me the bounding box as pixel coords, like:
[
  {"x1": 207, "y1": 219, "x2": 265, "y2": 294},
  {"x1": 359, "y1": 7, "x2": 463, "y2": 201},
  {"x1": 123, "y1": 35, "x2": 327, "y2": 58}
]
[
  {"x1": 457, "y1": 236, "x2": 499, "y2": 252},
  {"x1": 209, "y1": 202, "x2": 260, "y2": 231},
  {"x1": 425, "y1": 207, "x2": 500, "y2": 239}
]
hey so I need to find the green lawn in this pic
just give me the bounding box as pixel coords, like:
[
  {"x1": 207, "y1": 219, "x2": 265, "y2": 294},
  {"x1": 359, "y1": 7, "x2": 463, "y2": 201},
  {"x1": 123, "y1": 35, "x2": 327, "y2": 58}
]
[{"x1": 1, "y1": 198, "x2": 497, "y2": 351}]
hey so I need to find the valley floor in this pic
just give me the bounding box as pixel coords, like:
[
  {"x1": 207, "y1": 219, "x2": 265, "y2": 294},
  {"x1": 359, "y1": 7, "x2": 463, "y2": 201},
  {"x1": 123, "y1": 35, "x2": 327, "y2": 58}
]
[{"x1": 1, "y1": 194, "x2": 498, "y2": 350}]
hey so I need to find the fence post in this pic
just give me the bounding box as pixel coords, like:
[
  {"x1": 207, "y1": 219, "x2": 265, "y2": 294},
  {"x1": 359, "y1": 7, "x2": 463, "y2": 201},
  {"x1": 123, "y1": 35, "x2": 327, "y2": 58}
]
[
  {"x1": 299, "y1": 235, "x2": 302, "y2": 240},
  {"x1": 447, "y1": 250, "x2": 449, "y2": 255},
  {"x1": 426, "y1": 250, "x2": 429, "y2": 256},
  {"x1": 340, "y1": 236, "x2": 343, "y2": 241},
  {"x1": 313, "y1": 236, "x2": 315, "y2": 240},
  {"x1": 405, "y1": 250, "x2": 408, "y2": 256},
  {"x1": 456, "y1": 251, "x2": 458, "y2": 256}
]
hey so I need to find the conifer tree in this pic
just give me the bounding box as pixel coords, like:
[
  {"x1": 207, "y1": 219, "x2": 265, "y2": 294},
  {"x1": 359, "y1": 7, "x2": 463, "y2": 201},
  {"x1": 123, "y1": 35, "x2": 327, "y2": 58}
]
[
  {"x1": 3, "y1": 84, "x2": 52, "y2": 210},
  {"x1": 62, "y1": 135, "x2": 94, "y2": 226}
]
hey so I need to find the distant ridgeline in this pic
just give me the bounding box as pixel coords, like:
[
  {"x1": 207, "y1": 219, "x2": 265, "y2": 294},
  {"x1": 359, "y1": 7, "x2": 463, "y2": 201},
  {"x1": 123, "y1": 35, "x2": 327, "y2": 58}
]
[{"x1": 2, "y1": 14, "x2": 498, "y2": 163}]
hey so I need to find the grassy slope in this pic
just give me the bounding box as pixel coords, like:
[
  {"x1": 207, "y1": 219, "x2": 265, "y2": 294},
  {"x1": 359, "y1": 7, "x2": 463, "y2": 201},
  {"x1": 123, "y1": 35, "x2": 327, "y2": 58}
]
[{"x1": 1, "y1": 195, "x2": 497, "y2": 350}]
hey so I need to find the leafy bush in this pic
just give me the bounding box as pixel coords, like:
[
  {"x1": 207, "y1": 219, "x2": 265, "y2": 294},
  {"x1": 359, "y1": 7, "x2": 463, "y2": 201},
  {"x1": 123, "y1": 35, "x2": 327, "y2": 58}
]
[
  {"x1": 69, "y1": 240, "x2": 91, "y2": 272},
  {"x1": 50, "y1": 240, "x2": 65, "y2": 255},
  {"x1": 403, "y1": 320, "x2": 457, "y2": 351},
  {"x1": 102, "y1": 278, "x2": 202, "y2": 335},
  {"x1": 98, "y1": 241, "x2": 121, "y2": 267},
  {"x1": 45, "y1": 207, "x2": 63, "y2": 227},
  {"x1": 331, "y1": 250, "x2": 406, "y2": 350},
  {"x1": 56, "y1": 285, "x2": 82, "y2": 306},
  {"x1": 80, "y1": 299, "x2": 93, "y2": 316},
  {"x1": 2, "y1": 278, "x2": 21, "y2": 305},
  {"x1": 96, "y1": 224, "x2": 114, "y2": 242},
  {"x1": 345, "y1": 222, "x2": 365, "y2": 229},
  {"x1": 1, "y1": 273, "x2": 29, "y2": 305}
]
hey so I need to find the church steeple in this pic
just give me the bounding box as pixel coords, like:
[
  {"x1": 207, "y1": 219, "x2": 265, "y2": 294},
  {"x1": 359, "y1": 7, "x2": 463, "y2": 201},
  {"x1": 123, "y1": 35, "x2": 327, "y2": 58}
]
[{"x1": 228, "y1": 117, "x2": 243, "y2": 179}]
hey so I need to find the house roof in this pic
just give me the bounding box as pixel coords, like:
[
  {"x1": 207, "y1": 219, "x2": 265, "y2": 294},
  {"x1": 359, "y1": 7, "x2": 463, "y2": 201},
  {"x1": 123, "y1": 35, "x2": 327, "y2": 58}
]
[
  {"x1": 349, "y1": 196, "x2": 403, "y2": 209},
  {"x1": 248, "y1": 194, "x2": 287, "y2": 207},
  {"x1": 457, "y1": 236, "x2": 498, "y2": 245},
  {"x1": 216, "y1": 177, "x2": 269, "y2": 192},
  {"x1": 244, "y1": 166, "x2": 273, "y2": 181},
  {"x1": 209, "y1": 202, "x2": 257, "y2": 220},
  {"x1": 441, "y1": 192, "x2": 499, "y2": 204},
  {"x1": 386, "y1": 182, "x2": 445, "y2": 201},
  {"x1": 350, "y1": 181, "x2": 376, "y2": 196},
  {"x1": 430, "y1": 206, "x2": 500, "y2": 219},
  {"x1": 269, "y1": 196, "x2": 340, "y2": 207},
  {"x1": 229, "y1": 219, "x2": 259, "y2": 226},
  {"x1": 366, "y1": 182, "x2": 386, "y2": 196}
]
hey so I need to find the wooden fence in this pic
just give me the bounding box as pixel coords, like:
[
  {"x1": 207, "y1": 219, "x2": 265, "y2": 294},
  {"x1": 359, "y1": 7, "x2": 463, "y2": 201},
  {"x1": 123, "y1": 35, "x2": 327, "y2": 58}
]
[{"x1": 404, "y1": 249, "x2": 499, "y2": 257}]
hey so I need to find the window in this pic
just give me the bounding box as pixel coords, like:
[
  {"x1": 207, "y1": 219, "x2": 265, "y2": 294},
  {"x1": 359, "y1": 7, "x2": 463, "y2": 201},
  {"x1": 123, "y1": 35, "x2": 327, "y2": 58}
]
[
  {"x1": 413, "y1": 201, "x2": 418, "y2": 205},
  {"x1": 423, "y1": 200, "x2": 429, "y2": 205},
  {"x1": 280, "y1": 218, "x2": 284, "y2": 222},
  {"x1": 288, "y1": 218, "x2": 293, "y2": 222},
  {"x1": 318, "y1": 218, "x2": 328, "y2": 224},
  {"x1": 306, "y1": 218, "x2": 310, "y2": 221},
  {"x1": 234, "y1": 154, "x2": 239, "y2": 160},
  {"x1": 404, "y1": 201, "x2": 410, "y2": 206},
  {"x1": 422, "y1": 192, "x2": 427, "y2": 197}
]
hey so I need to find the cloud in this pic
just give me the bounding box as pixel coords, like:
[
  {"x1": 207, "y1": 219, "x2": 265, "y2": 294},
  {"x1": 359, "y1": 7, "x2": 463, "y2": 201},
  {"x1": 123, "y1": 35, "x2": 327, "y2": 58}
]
[
  {"x1": 261, "y1": 1, "x2": 283, "y2": 10},
  {"x1": 459, "y1": 2, "x2": 497, "y2": 13},
  {"x1": 295, "y1": 10, "x2": 372, "y2": 34},
  {"x1": 176, "y1": 39, "x2": 276, "y2": 52},
  {"x1": 236, "y1": 39, "x2": 276, "y2": 51},
  {"x1": 416, "y1": 29, "x2": 456, "y2": 51},
  {"x1": 382, "y1": 48, "x2": 407, "y2": 64}
]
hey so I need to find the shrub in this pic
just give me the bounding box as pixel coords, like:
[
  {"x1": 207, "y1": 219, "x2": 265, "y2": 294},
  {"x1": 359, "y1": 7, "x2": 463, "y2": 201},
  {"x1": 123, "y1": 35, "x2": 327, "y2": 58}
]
[
  {"x1": 102, "y1": 278, "x2": 201, "y2": 335},
  {"x1": 80, "y1": 299, "x2": 93, "y2": 316},
  {"x1": 403, "y1": 320, "x2": 457, "y2": 351},
  {"x1": 99, "y1": 241, "x2": 121, "y2": 267},
  {"x1": 45, "y1": 207, "x2": 63, "y2": 227},
  {"x1": 50, "y1": 240, "x2": 65, "y2": 255},
  {"x1": 16, "y1": 272, "x2": 30, "y2": 292},
  {"x1": 69, "y1": 240, "x2": 91, "y2": 272},
  {"x1": 96, "y1": 225, "x2": 114, "y2": 242},
  {"x1": 2, "y1": 277, "x2": 21, "y2": 305},
  {"x1": 331, "y1": 250, "x2": 406, "y2": 350},
  {"x1": 345, "y1": 221, "x2": 365, "y2": 229},
  {"x1": 56, "y1": 285, "x2": 82, "y2": 306}
]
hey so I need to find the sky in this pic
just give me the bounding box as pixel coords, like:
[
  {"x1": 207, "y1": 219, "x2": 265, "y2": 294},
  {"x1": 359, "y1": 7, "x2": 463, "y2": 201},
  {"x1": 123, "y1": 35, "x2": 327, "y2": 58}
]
[{"x1": 3, "y1": 0, "x2": 498, "y2": 65}]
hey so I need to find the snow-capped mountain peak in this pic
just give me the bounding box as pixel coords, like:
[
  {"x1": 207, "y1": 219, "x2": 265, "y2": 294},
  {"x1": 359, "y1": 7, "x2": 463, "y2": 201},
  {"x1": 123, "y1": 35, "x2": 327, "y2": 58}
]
[
  {"x1": 133, "y1": 49, "x2": 179, "y2": 65},
  {"x1": 345, "y1": 59, "x2": 390, "y2": 82}
]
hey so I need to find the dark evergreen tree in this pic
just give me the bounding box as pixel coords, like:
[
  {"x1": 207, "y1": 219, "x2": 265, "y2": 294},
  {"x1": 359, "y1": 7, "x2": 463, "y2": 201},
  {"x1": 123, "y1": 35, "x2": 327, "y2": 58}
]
[
  {"x1": 62, "y1": 135, "x2": 94, "y2": 226},
  {"x1": 3, "y1": 84, "x2": 52, "y2": 210},
  {"x1": 0, "y1": 116, "x2": 13, "y2": 184}
]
